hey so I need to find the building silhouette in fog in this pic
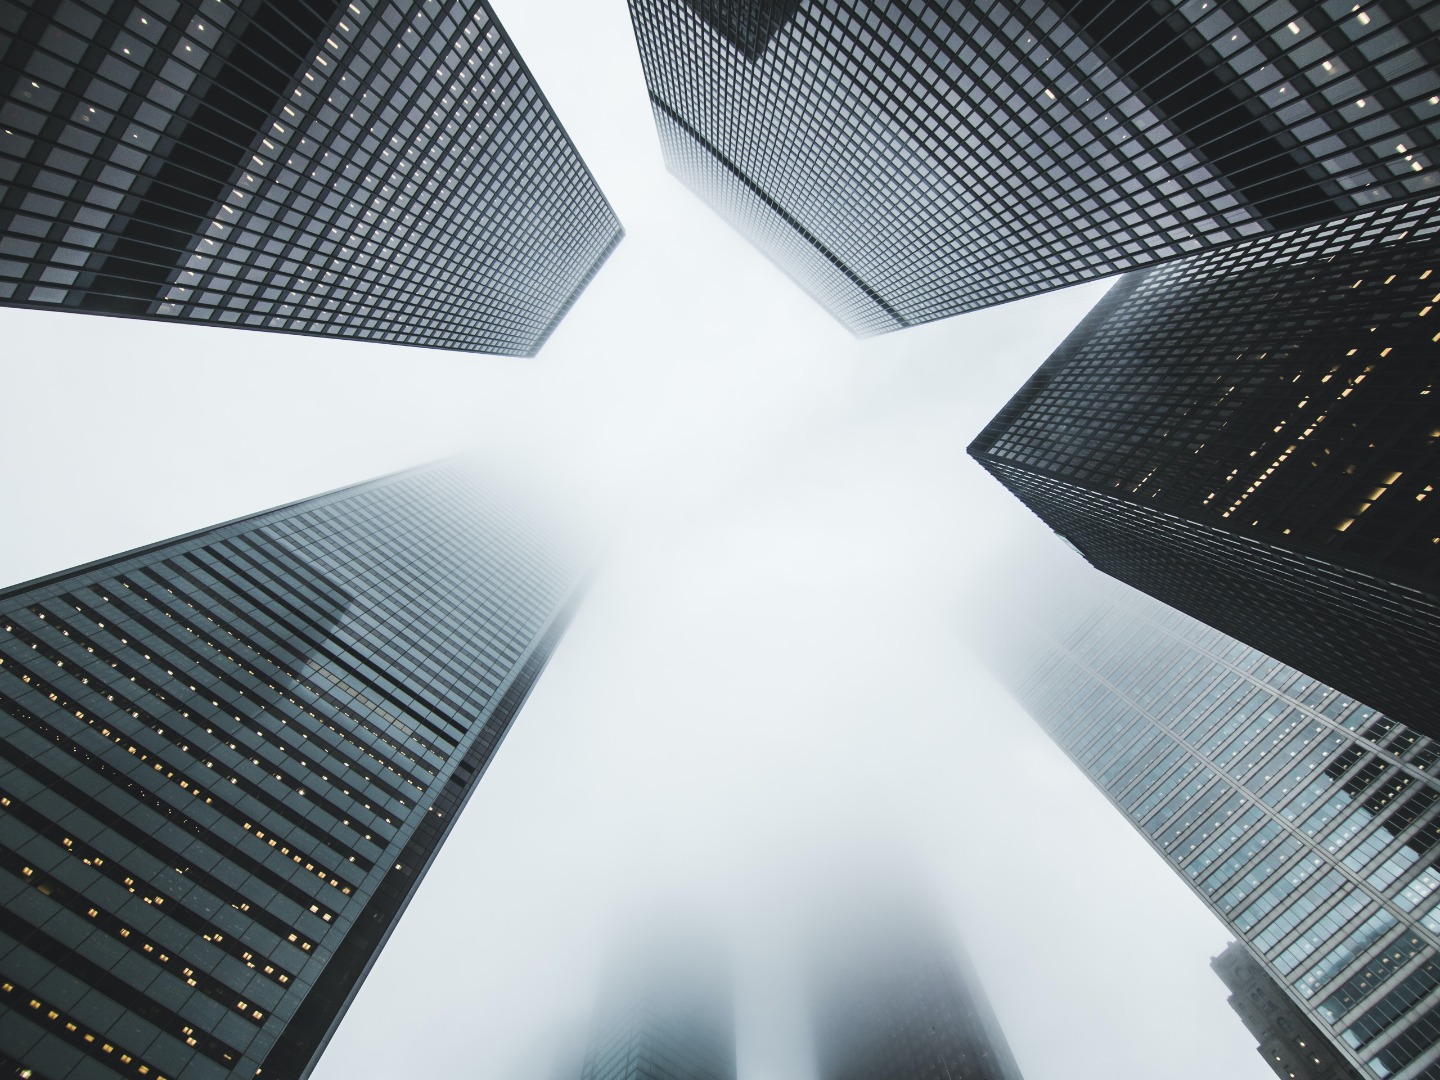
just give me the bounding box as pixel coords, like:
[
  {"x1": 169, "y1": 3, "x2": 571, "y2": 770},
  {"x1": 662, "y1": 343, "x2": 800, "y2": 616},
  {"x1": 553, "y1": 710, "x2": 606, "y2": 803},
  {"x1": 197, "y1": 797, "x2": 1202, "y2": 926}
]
[
  {"x1": 807, "y1": 895, "x2": 1025, "y2": 1080},
  {"x1": 983, "y1": 567, "x2": 1440, "y2": 1080},
  {"x1": 971, "y1": 194, "x2": 1440, "y2": 736},
  {"x1": 0, "y1": 465, "x2": 578, "y2": 1080},
  {"x1": 0, "y1": 0, "x2": 621, "y2": 354},
  {"x1": 579, "y1": 928, "x2": 735, "y2": 1080},
  {"x1": 1214, "y1": 940, "x2": 1366, "y2": 1080},
  {"x1": 627, "y1": 0, "x2": 1438, "y2": 333}
]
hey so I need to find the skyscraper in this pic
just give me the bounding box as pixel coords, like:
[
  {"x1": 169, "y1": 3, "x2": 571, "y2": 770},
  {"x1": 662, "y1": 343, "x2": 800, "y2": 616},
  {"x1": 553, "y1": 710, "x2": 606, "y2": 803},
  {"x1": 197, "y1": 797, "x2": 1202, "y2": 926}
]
[
  {"x1": 578, "y1": 928, "x2": 735, "y2": 1080},
  {"x1": 626, "y1": 0, "x2": 1438, "y2": 334},
  {"x1": 0, "y1": 0, "x2": 622, "y2": 355},
  {"x1": 1213, "y1": 939, "x2": 1366, "y2": 1080},
  {"x1": 0, "y1": 464, "x2": 578, "y2": 1080},
  {"x1": 807, "y1": 895, "x2": 1026, "y2": 1080},
  {"x1": 970, "y1": 192, "x2": 1440, "y2": 735},
  {"x1": 982, "y1": 566, "x2": 1440, "y2": 1080}
]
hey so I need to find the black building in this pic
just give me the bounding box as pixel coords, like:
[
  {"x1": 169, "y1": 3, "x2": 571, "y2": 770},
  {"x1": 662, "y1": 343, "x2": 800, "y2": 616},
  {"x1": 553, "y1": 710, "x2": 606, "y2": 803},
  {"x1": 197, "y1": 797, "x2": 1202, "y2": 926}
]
[
  {"x1": 808, "y1": 898, "x2": 1025, "y2": 1080},
  {"x1": 0, "y1": 465, "x2": 578, "y2": 1080},
  {"x1": 0, "y1": 0, "x2": 622, "y2": 355},
  {"x1": 627, "y1": 0, "x2": 1439, "y2": 334},
  {"x1": 1214, "y1": 941, "x2": 1366, "y2": 1080},
  {"x1": 970, "y1": 192, "x2": 1440, "y2": 735}
]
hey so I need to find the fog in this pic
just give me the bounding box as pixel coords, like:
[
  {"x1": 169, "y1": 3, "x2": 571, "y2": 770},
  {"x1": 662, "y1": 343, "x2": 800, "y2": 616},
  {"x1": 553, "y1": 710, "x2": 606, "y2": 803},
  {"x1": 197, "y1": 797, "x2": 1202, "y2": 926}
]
[{"x1": 0, "y1": 1, "x2": 1275, "y2": 1077}]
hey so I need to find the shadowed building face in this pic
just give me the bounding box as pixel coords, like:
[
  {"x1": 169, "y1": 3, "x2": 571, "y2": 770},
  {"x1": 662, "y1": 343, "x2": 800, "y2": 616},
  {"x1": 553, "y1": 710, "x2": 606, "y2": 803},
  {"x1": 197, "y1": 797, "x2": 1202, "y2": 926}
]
[
  {"x1": 628, "y1": 0, "x2": 1439, "y2": 334},
  {"x1": 0, "y1": 0, "x2": 622, "y2": 354},
  {"x1": 971, "y1": 194, "x2": 1440, "y2": 735},
  {"x1": 0, "y1": 465, "x2": 579, "y2": 1080}
]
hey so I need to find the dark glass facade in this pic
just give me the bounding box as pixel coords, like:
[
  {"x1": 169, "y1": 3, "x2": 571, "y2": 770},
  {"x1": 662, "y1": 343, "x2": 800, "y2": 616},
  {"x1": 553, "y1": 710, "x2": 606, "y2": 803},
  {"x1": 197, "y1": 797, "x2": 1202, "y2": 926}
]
[
  {"x1": 984, "y1": 572, "x2": 1440, "y2": 1080},
  {"x1": 627, "y1": 0, "x2": 1440, "y2": 334},
  {"x1": 0, "y1": 465, "x2": 578, "y2": 1080},
  {"x1": 1214, "y1": 940, "x2": 1367, "y2": 1080},
  {"x1": 577, "y1": 936, "x2": 735, "y2": 1080},
  {"x1": 0, "y1": 0, "x2": 622, "y2": 355},
  {"x1": 808, "y1": 900, "x2": 1025, "y2": 1080},
  {"x1": 970, "y1": 193, "x2": 1440, "y2": 735}
]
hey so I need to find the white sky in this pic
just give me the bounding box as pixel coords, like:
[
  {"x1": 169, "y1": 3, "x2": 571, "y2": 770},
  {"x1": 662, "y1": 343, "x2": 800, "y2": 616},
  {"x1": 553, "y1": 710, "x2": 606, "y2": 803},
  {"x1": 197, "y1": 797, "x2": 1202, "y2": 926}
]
[{"x1": 0, "y1": 2, "x2": 1277, "y2": 1078}]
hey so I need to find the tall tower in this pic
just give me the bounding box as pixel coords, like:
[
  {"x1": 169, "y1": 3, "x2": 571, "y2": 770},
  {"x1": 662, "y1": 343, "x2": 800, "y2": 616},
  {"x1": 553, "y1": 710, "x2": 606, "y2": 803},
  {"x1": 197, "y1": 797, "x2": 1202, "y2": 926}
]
[
  {"x1": 578, "y1": 928, "x2": 735, "y2": 1080},
  {"x1": 0, "y1": 0, "x2": 622, "y2": 354},
  {"x1": 970, "y1": 193, "x2": 1440, "y2": 735},
  {"x1": 807, "y1": 895, "x2": 1025, "y2": 1080},
  {"x1": 626, "y1": 0, "x2": 1438, "y2": 333},
  {"x1": 0, "y1": 464, "x2": 578, "y2": 1080},
  {"x1": 981, "y1": 565, "x2": 1440, "y2": 1080}
]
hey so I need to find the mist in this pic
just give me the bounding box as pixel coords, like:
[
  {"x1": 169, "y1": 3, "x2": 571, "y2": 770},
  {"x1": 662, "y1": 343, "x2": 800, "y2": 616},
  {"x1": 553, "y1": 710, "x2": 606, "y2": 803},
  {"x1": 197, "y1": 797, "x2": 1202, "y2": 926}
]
[{"x1": 0, "y1": 1, "x2": 1278, "y2": 1077}]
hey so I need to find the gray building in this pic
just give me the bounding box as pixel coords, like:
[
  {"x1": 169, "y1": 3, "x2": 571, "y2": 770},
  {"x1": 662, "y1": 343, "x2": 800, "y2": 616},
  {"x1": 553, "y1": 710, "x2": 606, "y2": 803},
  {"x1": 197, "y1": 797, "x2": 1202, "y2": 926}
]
[
  {"x1": 627, "y1": 0, "x2": 1439, "y2": 334},
  {"x1": 0, "y1": 464, "x2": 578, "y2": 1080},
  {"x1": 970, "y1": 192, "x2": 1440, "y2": 736},
  {"x1": 0, "y1": 0, "x2": 622, "y2": 354},
  {"x1": 578, "y1": 928, "x2": 735, "y2": 1080},
  {"x1": 807, "y1": 893, "x2": 1025, "y2": 1080},
  {"x1": 1214, "y1": 940, "x2": 1366, "y2": 1080},
  {"x1": 982, "y1": 566, "x2": 1440, "y2": 1080}
]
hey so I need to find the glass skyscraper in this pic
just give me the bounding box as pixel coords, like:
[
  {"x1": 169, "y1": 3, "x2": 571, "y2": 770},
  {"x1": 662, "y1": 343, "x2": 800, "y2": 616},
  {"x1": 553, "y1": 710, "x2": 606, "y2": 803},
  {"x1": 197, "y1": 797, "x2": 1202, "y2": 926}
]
[
  {"x1": 983, "y1": 569, "x2": 1440, "y2": 1080},
  {"x1": 626, "y1": 0, "x2": 1438, "y2": 334},
  {"x1": 971, "y1": 192, "x2": 1439, "y2": 736},
  {"x1": 0, "y1": 464, "x2": 578, "y2": 1080},
  {"x1": 0, "y1": 0, "x2": 622, "y2": 355},
  {"x1": 807, "y1": 894, "x2": 1026, "y2": 1080}
]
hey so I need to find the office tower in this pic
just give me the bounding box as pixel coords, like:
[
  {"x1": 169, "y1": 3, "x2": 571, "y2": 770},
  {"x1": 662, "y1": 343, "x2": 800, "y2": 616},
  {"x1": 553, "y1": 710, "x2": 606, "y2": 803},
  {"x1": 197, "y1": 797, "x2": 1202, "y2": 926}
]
[
  {"x1": 625, "y1": 0, "x2": 1439, "y2": 335},
  {"x1": 984, "y1": 567, "x2": 1440, "y2": 1080},
  {"x1": 807, "y1": 897, "x2": 1025, "y2": 1080},
  {"x1": 578, "y1": 930, "x2": 735, "y2": 1080},
  {"x1": 970, "y1": 192, "x2": 1440, "y2": 735},
  {"x1": 1214, "y1": 940, "x2": 1366, "y2": 1080},
  {"x1": 0, "y1": 0, "x2": 622, "y2": 355},
  {"x1": 0, "y1": 465, "x2": 578, "y2": 1080}
]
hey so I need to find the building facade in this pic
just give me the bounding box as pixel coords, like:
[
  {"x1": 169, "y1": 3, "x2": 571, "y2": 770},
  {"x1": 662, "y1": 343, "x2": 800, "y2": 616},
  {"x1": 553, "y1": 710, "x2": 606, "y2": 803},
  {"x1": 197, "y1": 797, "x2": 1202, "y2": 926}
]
[
  {"x1": 807, "y1": 897, "x2": 1026, "y2": 1080},
  {"x1": 970, "y1": 192, "x2": 1440, "y2": 735},
  {"x1": 578, "y1": 932, "x2": 735, "y2": 1080},
  {"x1": 984, "y1": 569, "x2": 1440, "y2": 1080},
  {"x1": 626, "y1": 0, "x2": 1439, "y2": 334},
  {"x1": 1214, "y1": 939, "x2": 1367, "y2": 1080},
  {"x1": 0, "y1": 0, "x2": 622, "y2": 355},
  {"x1": 0, "y1": 465, "x2": 578, "y2": 1080}
]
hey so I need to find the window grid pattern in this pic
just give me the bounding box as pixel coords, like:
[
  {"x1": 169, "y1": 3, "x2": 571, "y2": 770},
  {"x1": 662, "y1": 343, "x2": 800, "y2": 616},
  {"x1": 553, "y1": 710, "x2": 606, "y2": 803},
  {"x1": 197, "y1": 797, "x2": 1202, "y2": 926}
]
[
  {"x1": 0, "y1": 465, "x2": 577, "y2": 1080},
  {"x1": 971, "y1": 193, "x2": 1440, "y2": 733},
  {"x1": 626, "y1": 0, "x2": 1440, "y2": 335},
  {"x1": 993, "y1": 577, "x2": 1440, "y2": 1079},
  {"x1": 0, "y1": 0, "x2": 622, "y2": 355}
]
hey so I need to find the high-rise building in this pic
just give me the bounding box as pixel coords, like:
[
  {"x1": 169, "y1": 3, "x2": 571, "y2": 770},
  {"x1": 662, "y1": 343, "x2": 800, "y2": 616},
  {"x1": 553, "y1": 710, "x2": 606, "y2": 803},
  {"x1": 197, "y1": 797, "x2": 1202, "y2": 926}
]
[
  {"x1": 1214, "y1": 939, "x2": 1366, "y2": 1080},
  {"x1": 982, "y1": 566, "x2": 1440, "y2": 1080},
  {"x1": 807, "y1": 895, "x2": 1025, "y2": 1080},
  {"x1": 626, "y1": 0, "x2": 1439, "y2": 334},
  {"x1": 578, "y1": 929, "x2": 735, "y2": 1080},
  {"x1": 0, "y1": 464, "x2": 578, "y2": 1080},
  {"x1": 0, "y1": 0, "x2": 622, "y2": 355},
  {"x1": 970, "y1": 192, "x2": 1440, "y2": 735}
]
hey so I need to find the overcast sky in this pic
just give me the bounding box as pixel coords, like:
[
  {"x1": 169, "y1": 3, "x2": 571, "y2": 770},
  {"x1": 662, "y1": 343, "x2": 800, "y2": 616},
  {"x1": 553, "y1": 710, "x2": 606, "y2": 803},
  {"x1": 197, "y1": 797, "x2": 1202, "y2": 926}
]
[{"x1": 0, "y1": 2, "x2": 1276, "y2": 1078}]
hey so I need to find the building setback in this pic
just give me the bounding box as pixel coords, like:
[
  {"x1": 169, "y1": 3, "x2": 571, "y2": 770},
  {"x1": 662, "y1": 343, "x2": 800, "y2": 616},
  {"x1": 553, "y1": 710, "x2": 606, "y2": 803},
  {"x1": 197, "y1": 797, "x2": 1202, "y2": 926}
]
[
  {"x1": 982, "y1": 569, "x2": 1440, "y2": 1080},
  {"x1": 807, "y1": 896, "x2": 1025, "y2": 1080},
  {"x1": 970, "y1": 193, "x2": 1440, "y2": 736},
  {"x1": 0, "y1": 465, "x2": 578, "y2": 1080},
  {"x1": 0, "y1": 0, "x2": 622, "y2": 355},
  {"x1": 626, "y1": 0, "x2": 1439, "y2": 335},
  {"x1": 578, "y1": 931, "x2": 735, "y2": 1080},
  {"x1": 1214, "y1": 939, "x2": 1366, "y2": 1080}
]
